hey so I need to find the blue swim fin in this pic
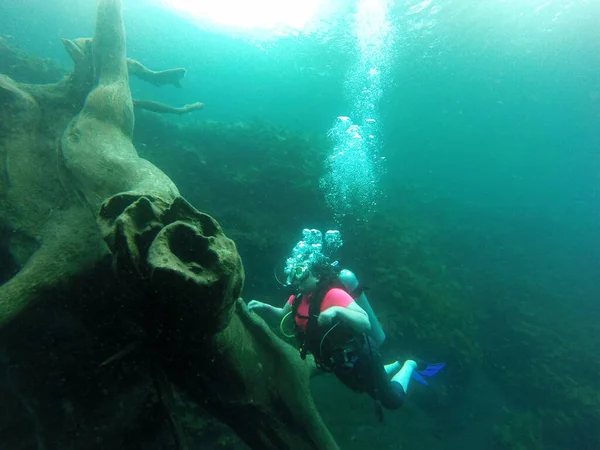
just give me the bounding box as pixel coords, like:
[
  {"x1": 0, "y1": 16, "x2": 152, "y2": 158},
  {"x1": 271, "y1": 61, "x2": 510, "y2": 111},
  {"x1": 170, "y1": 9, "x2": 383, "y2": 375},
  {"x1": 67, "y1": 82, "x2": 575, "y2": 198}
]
[{"x1": 412, "y1": 362, "x2": 446, "y2": 386}]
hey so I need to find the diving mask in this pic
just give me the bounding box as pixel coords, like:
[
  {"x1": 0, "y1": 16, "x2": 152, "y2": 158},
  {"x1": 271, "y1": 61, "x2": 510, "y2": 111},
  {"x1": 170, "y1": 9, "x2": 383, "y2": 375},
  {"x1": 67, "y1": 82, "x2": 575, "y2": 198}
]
[
  {"x1": 283, "y1": 228, "x2": 343, "y2": 286},
  {"x1": 291, "y1": 264, "x2": 310, "y2": 285}
]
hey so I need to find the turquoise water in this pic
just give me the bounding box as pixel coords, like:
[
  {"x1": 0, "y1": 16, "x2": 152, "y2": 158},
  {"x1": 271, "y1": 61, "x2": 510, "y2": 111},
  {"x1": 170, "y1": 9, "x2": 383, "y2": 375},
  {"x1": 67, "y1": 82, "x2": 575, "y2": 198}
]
[{"x1": 1, "y1": 0, "x2": 599, "y2": 449}]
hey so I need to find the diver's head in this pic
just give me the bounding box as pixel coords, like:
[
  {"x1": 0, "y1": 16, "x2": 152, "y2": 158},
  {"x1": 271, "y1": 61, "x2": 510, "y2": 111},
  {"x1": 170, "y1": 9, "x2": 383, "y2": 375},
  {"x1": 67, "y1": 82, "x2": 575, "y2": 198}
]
[
  {"x1": 283, "y1": 228, "x2": 343, "y2": 290},
  {"x1": 290, "y1": 265, "x2": 319, "y2": 292},
  {"x1": 289, "y1": 254, "x2": 337, "y2": 293}
]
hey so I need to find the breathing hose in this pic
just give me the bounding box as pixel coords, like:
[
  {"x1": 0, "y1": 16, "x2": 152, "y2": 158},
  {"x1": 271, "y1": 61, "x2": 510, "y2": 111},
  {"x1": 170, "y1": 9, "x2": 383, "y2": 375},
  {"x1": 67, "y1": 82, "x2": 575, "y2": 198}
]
[{"x1": 280, "y1": 311, "x2": 296, "y2": 338}]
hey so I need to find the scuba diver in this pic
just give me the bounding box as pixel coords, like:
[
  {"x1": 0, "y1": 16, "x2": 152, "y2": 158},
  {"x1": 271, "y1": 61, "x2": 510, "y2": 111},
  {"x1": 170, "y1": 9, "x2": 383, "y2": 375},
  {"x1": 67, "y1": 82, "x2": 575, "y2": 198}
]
[{"x1": 248, "y1": 229, "x2": 445, "y2": 419}]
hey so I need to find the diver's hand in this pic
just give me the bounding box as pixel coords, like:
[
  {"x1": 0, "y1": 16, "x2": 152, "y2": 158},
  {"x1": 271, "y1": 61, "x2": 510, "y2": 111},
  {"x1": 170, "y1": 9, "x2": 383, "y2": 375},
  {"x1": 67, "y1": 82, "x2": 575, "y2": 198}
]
[
  {"x1": 247, "y1": 300, "x2": 287, "y2": 321},
  {"x1": 318, "y1": 307, "x2": 339, "y2": 327},
  {"x1": 247, "y1": 299, "x2": 267, "y2": 312}
]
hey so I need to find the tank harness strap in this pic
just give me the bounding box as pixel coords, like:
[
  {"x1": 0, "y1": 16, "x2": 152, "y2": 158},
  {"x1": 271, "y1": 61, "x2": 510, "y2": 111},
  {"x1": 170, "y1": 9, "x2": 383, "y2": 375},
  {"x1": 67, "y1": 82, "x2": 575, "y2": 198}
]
[
  {"x1": 291, "y1": 293, "x2": 309, "y2": 360},
  {"x1": 349, "y1": 284, "x2": 364, "y2": 299},
  {"x1": 292, "y1": 280, "x2": 330, "y2": 361}
]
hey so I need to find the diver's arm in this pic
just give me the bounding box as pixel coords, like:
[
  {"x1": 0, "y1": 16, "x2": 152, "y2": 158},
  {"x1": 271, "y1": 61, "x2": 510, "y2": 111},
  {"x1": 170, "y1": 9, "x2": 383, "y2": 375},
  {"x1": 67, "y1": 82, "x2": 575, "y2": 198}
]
[
  {"x1": 321, "y1": 302, "x2": 371, "y2": 334},
  {"x1": 248, "y1": 299, "x2": 291, "y2": 322}
]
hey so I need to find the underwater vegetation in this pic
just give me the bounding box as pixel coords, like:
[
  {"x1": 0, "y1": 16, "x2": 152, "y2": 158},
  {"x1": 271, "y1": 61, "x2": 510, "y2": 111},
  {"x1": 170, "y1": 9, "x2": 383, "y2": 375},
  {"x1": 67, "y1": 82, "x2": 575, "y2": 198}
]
[
  {"x1": 0, "y1": 34, "x2": 65, "y2": 84},
  {"x1": 132, "y1": 109, "x2": 600, "y2": 450},
  {"x1": 132, "y1": 114, "x2": 482, "y2": 449},
  {"x1": 133, "y1": 111, "x2": 332, "y2": 296}
]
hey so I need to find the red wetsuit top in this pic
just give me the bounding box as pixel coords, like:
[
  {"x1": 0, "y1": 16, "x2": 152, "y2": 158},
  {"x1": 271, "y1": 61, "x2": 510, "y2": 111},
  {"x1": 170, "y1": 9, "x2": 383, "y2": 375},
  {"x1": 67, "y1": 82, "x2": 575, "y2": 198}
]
[{"x1": 287, "y1": 288, "x2": 354, "y2": 332}]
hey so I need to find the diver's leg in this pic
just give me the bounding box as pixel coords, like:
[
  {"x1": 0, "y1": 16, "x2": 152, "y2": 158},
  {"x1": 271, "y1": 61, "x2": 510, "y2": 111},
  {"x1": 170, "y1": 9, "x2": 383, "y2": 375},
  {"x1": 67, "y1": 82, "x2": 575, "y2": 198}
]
[
  {"x1": 384, "y1": 360, "x2": 401, "y2": 376},
  {"x1": 391, "y1": 360, "x2": 418, "y2": 392},
  {"x1": 334, "y1": 338, "x2": 407, "y2": 411},
  {"x1": 364, "y1": 344, "x2": 407, "y2": 410}
]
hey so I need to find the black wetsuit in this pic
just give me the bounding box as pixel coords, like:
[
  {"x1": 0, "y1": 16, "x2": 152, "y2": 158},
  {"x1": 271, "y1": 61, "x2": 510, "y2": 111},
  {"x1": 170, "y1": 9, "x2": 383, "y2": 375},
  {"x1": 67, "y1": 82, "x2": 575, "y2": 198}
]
[
  {"x1": 330, "y1": 334, "x2": 406, "y2": 410},
  {"x1": 293, "y1": 286, "x2": 406, "y2": 411}
]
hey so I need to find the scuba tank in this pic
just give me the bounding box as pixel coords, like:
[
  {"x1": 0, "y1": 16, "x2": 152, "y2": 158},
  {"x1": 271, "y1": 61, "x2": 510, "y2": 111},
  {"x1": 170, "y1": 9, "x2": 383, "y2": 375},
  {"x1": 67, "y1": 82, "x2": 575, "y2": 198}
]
[{"x1": 338, "y1": 269, "x2": 386, "y2": 347}]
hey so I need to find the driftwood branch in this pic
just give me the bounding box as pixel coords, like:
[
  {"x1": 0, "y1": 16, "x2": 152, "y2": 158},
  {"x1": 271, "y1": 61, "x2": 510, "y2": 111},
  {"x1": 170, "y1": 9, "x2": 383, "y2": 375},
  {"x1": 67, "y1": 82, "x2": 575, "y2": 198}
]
[
  {"x1": 127, "y1": 58, "x2": 186, "y2": 88},
  {"x1": 0, "y1": 0, "x2": 338, "y2": 448},
  {"x1": 134, "y1": 99, "x2": 204, "y2": 115}
]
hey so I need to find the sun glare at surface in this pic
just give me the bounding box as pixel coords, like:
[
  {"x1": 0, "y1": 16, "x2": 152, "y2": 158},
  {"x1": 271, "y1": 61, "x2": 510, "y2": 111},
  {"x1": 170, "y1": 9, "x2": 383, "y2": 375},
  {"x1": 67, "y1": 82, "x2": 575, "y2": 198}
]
[{"x1": 159, "y1": 0, "x2": 324, "y2": 32}]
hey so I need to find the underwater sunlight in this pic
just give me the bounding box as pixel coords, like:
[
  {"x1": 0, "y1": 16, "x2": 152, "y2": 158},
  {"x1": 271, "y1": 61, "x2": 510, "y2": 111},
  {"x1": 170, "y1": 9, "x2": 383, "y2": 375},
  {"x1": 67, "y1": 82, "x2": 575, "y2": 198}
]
[{"x1": 157, "y1": 0, "x2": 324, "y2": 33}]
